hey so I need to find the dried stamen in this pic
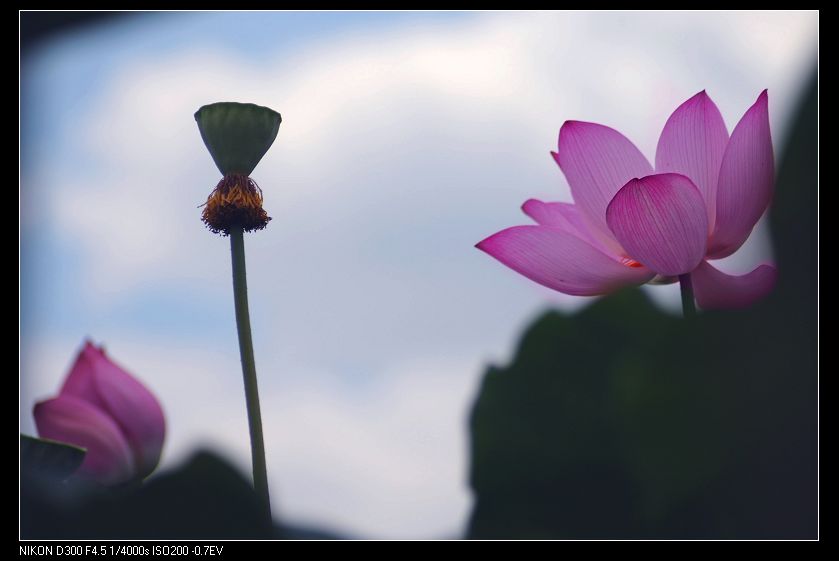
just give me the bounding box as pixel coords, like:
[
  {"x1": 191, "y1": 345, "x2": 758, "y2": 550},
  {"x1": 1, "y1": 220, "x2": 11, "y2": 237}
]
[{"x1": 201, "y1": 174, "x2": 271, "y2": 236}]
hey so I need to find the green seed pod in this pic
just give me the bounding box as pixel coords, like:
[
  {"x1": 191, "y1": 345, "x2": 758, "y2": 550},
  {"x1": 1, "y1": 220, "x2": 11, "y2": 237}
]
[{"x1": 195, "y1": 102, "x2": 281, "y2": 176}]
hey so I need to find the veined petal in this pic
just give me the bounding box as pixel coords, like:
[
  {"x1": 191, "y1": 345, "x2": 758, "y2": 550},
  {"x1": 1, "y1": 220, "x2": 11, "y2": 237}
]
[
  {"x1": 554, "y1": 121, "x2": 653, "y2": 251},
  {"x1": 693, "y1": 260, "x2": 777, "y2": 309},
  {"x1": 34, "y1": 396, "x2": 135, "y2": 485},
  {"x1": 708, "y1": 91, "x2": 774, "y2": 258},
  {"x1": 62, "y1": 343, "x2": 165, "y2": 479},
  {"x1": 521, "y1": 199, "x2": 613, "y2": 255},
  {"x1": 476, "y1": 225, "x2": 654, "y2": 296},
  {"x1": 606, "y1": 173, "x2": 708, "y2": 276},
  {"x1": 656, "y1": 91, "x2": 729, "y2": 230}
]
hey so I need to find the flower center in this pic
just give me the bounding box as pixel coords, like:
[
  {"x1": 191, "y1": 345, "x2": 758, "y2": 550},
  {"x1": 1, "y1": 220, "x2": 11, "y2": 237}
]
[{"x1": 201, "y1": 174, "x2": 271, "y2": 236}]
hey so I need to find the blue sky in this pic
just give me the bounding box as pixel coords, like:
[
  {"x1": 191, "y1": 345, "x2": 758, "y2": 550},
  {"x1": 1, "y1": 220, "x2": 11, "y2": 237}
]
[{"x1": 21, "y1": 11, "x2": 817, "y2": 537}]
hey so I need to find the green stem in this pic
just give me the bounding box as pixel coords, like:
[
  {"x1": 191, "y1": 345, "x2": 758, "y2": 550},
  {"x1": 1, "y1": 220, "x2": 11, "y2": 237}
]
[
  {"x1": 229, "y1": 227, "x2": 271, "y2": 520},
  {"x1": 679, "y1": 273, "x2": 696, "y2": 318}
]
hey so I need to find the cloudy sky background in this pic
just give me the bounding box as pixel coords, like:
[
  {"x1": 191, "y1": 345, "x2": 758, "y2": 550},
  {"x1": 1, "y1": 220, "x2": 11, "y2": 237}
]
[{"x1": 21, "y1": 11, "x2": 817, "y2": 537}]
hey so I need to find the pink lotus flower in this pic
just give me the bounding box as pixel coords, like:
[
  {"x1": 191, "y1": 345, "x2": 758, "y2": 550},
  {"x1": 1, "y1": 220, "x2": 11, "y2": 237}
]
[
  {"x1": 33, "y1": 341, "x2": 166, "y2": 485},
  {"x1": 477, "y1": 91, "x2": 777, "y2": 309}
]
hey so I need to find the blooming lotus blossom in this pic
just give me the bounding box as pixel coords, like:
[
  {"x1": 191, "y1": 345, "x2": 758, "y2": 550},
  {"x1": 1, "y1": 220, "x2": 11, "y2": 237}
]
[
  {"x1": 477, "y1": 91, "x2": 777, "y2": 309},
  {"x1": 34, "y1": 341, "x2": 165, "y2": 485}
]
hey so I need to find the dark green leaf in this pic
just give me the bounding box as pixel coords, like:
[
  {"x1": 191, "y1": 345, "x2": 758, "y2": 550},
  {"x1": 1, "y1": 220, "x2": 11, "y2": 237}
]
[
  {"x1": 21, "y1": 448, "x2": 348, "y2": 539},
  {"x1": 21, "y1": 434, "x2": 86, "y2": 480},
  {"x1": 22, "y1": 450, "x2": 273, "y2": 538}
]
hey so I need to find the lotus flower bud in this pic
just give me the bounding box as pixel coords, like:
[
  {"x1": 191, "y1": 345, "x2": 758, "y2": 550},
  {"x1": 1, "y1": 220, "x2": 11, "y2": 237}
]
[{"x1": 33, "y1": 341, "x2": 166, "y2": 485}]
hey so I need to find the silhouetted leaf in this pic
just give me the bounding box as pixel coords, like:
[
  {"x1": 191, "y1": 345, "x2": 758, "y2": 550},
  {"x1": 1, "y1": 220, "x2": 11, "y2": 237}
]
[
  {"x1": 22, "y1": 450, "x2": 274, "y2": 539},
  {"x1": 20, "y1": 434, "x2": 85, "y2": 481},
  {"x1": 21, "y1": 447, "x2": 350, "y2": 539}
]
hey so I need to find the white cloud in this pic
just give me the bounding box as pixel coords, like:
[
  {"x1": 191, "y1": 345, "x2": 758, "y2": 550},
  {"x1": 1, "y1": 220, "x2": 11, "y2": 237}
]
[{"x1": 23, "y1": 11, "x2": 817, "y2": 537}]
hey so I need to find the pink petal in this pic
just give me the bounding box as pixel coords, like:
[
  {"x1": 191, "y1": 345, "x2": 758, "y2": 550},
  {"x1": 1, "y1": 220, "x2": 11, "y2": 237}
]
[
  {"x1": 693, "y1": 260, "x2": 777, "y2": 310},
  {"x1": 476, "y1": 225, "x2": 654, "y2": 296},
  {"x1": 655, "y1": 91, "x2": 729, "y2": 230},
  {"x1": 34, "y1": 396, "x2": 135, "y2": 485},
  {"x1": 61, "y1": 341, "x2": 108, "y2": 408},
  {"x1": 554, "y1": 121, "x2": 653, "y2": 252},
  {"x1": 708, "y1": 91, "x2": 774, "y2": 258},
  {"x1": 606, "y1": 173, "x2": 708, "y2": 276},
  {"x1": 521, "y1": 199, "x2": 580, "y2": 229},
  {"x1": 521, "y1": 199, "x2": 614, "y2": 255},
  {"x1": 62, "y1": 342, "x2": 165, "y2": 479}
]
